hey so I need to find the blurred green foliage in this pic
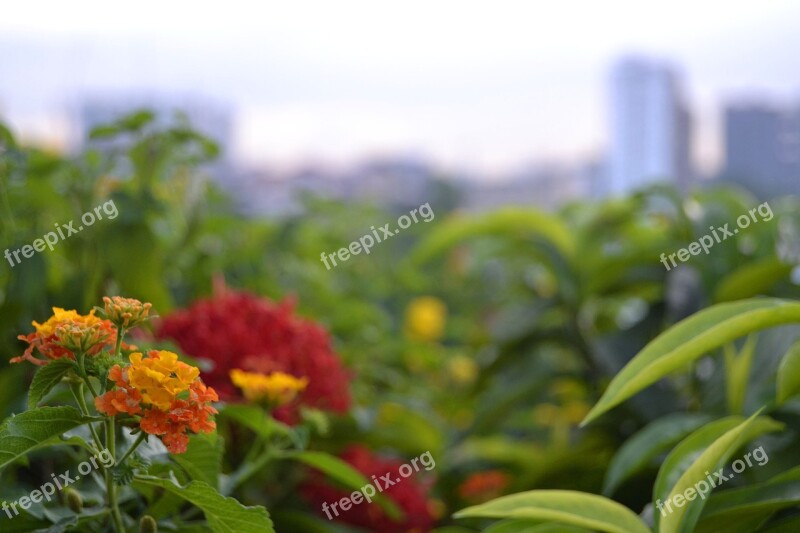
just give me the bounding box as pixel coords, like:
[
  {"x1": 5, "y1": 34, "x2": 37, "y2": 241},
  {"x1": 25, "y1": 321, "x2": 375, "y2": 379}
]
[{"x1": 3, "y1": 111, "x2": 800, "y2": 531}]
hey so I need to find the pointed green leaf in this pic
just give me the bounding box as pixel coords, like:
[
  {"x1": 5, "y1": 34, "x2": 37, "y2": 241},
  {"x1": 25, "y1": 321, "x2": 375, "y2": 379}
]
[
  {"x1": 695, "y1": 466, "x2": 800, "y2": 533},
  {"x1": 582, "y1": 298, "x2": 800, "y2": 425},
  {"x1": 0, "y1": 406, "x2": 92, "y2": 471},
  {"x1": 28, "y1": 359, "x2": 76, "y2": 409},
  {"x1": 657, "y1": 413, "x2": 783, "y2": 533},
  {"x1": 603, "y1": 413, "x2": 712, "y2": 495},
  {"x1": 135, "y1": 476, "x2": 273, "y2": 533},
  {"x1": 484, "y1": 520, "x2": 590, "y2": 532},
  {"x1": 453, "y1": 490, "x2": 649, "y2": 533},
  {"x1": 723, "y1": 335, "x2": 757, "y2": 415},
  {"x1": 777, "y1": 340, "x2": 800, "y2": 404},
  {"x1": 285, "y1": 450, "x2": 403, "y2": 520}
]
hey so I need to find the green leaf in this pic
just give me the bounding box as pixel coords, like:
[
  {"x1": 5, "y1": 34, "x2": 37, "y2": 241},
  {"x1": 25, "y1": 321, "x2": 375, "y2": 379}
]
[
  {"x1": 656, "y1": 413, "x2": 783, "y2": 533},
  {"x1": 0, "y1": 406, "x2": 91, "y2": 471},
  {"x1": 723, "y1": 335, "x2": 758, "y2": 415},
  {"x1": 409, "y1": 208, "x2": 575, "y2": 265},
  {"x1": 777, "y1": 340, "x2": 800, "y2": 404},
  {"x1": 0, "y1": 508, "x2": 51, "y2": 531},
  {"x1": 484, "y1": 520, "x2": 591, "y2": 532},
  {"x1": 453, "y1": 490, "x2": 650, "y2": 533},
  {"x1": 695, "y1": 466, "x2": 800, "y2": 533},
  {"x1": 135, "y1": 476, "x2": 273, "y2": 533},
  {"x1": 714, "y1": 258, "x2": 793, "y2": 303},
  {"x1": 284, "y1": 450, "x2": 403, "y2": 520},
  {"x1": 28, "y1": 359, "x2": 76, "y2": 409},
  {"x1": 582, "y1": 298, "x2": 800, "y2": 425},
  {"x1": 219, "y1": 404, "x2": 285, "y2": 439},
  {"x1": 369, "y1": 403, "x2": 444, "y2": 458},
  {"x1": 758, "y1": 514, "x2": 800, "y2": 532},
  {"x1": 171, "y1": 433, "x2": 224, "y2": 489},
  {"x1": 603, "y1": 413, "x2": 712, "y2": 495}
]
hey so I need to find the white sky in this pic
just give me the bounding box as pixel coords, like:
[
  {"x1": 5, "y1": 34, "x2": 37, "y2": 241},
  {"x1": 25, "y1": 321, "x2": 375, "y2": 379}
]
[{"x1": 2, "y1": 0, "x2": 800, "y2": 175}]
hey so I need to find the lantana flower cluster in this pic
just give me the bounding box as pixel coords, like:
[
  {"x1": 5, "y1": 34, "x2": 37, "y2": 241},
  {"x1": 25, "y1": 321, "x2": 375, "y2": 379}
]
[
  {"x1": 95, "y1": 350, "x2": 218, "y2": 453},
  {"x1": 229, "y1": 369, "x2": 308, "y2": 407},
  {"x1": 13, "y1": 297, "x2": 217, "y2": 455},
  {"x1": 12, "y1": 307, "x2": 118, "y2": 366}
]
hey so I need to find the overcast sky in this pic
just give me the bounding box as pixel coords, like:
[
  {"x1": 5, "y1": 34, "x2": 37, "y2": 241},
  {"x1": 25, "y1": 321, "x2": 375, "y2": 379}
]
[{"x1": 2, "y1": 0, "x2": 800, "y2": 176}]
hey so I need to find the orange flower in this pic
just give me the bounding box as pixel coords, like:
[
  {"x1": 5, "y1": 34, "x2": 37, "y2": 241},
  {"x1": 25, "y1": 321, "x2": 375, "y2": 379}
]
[
  {"x1": 95, "y1": 351, "x2": 217, "y2": 454},
  {"x1": 94, "y1": 387, "x2": 142, "y2": 416},
  {"x1": 457, "y1": 470, "x2": 510, "y2": 503},
  {"x1": 12, "y1": 307, "x2": 116, "y2": 366},
  {"x1": 230, "y1": 369, "x2": 308, "y2": 406}
]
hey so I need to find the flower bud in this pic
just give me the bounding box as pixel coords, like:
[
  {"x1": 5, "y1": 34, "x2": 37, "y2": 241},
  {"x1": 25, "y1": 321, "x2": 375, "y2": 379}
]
[
  {"x1": 139, "y1": 515, "x2": 158, "y2": 533},
  {"x1": 102, "y1": 296, "x2": 153, "y2": 329},
  {"x1": 55, "y1": 322, "x2": 110, "y2": 354},
  {"x1": 65, "y1": 488, "x2": 83, "y2": 513}
]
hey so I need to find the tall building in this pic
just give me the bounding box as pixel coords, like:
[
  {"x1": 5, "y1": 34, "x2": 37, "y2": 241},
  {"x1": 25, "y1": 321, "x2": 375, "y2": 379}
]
[
  {"x1": 608, "y1": 57, "x2": 692, "y2": 195},
  {"x1": 723, "y1": 101, "x2": 800, "y2": 198}
]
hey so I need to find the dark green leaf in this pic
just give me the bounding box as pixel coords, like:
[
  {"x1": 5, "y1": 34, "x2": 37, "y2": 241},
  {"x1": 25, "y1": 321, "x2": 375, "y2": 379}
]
[
  {"x1": 135, "y1": 476, "x2": 273, "y2": 533},
  {"x1": 28, "y1": 359, "x2": 76, "y2": 409}
]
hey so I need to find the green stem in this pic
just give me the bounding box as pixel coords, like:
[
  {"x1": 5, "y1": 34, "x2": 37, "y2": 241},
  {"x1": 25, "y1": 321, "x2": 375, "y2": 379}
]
[
  {"x1": 242, "y1": 434, "x2": 267, "y2": 464},
  {"x1": 117, "y1": 432, "x2": 147, "y2": 465},
  {"x1": 76, "y1": 351, "x2": 99, "y2": 398},
  {"x1": 70, "y1": 382, "x2": 103, "y2": 451},
  {"x1": 114, "y1": 326, "x2": 125, "y2": 358},
  {"x1": 105, "y1": 418, "x2": 125, "y2": 532},
  {"x1": 230, "y1": 448, "x2": 276, "y2": 491}
]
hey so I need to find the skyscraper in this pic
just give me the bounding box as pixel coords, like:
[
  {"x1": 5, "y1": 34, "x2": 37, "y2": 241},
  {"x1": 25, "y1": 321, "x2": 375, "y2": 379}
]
[
  {"x1": 608, "y1": 57, "x2": 692, "y2": 195},
  {"x1": 723, "y1": 101, "x2": 800, "y2": 198}
]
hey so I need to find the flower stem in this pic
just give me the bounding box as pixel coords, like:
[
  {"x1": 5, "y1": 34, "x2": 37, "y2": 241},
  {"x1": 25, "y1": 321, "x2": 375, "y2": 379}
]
[
  {"x1": 75, "y1": 351, "x2": 99, "y2": 398},
  {"x1": 105, "y1": 417, "x2": 125, "y2": 532},
  {"x1": 70, "y1": 381, "x2": 103, "y2": 451},
  {"x1": 117, "y1": 432, "x2": 147, "y2": 465},
  {"x1": 114, "y1": 326, "x2": 125, "y2": 358}
]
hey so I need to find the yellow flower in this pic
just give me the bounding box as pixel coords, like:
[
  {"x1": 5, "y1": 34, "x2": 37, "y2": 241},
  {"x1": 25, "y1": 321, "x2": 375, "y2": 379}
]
[
  {"x1": 447, "y1": 355, "x2": 478, "y2": 385},
  {"x1": 230, "y1": 369, "x2": 308, "y2": 406},
  {"x1": 404, "y1": 297, "x2": 447, "y2": 342},
  {"x1": 33, "y1": 307, "x2": 105, "y2": 336},
  {"x1": 12, "y1": 307, "x2": 116, "y2": 366},
  {"x1": 127, "y1": 351, "x2": 199, "y2": 410}
]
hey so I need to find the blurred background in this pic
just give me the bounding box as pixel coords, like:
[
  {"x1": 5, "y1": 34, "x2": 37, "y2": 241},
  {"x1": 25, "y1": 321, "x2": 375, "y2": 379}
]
[
  {"x1": 3, "y1": 0, "x2": 800, "y2": 212},
  {"x1": 2, "y1": 2, "x2": 800, "y2": 531}
]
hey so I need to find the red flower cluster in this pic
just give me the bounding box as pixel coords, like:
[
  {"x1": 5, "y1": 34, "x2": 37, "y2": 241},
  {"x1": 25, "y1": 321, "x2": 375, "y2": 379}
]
[
  {"x1": 157, "y1": 291, "x2": 351, "y2": 423},
  {"x1": 301, "y1": 445, "x2": 435, "y2": 532}
]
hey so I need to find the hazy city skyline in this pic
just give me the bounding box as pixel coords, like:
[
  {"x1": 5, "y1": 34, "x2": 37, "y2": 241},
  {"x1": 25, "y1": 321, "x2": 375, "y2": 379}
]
[{"x1": 2, "y1": 1, "x2": 800, "y2": 178}]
